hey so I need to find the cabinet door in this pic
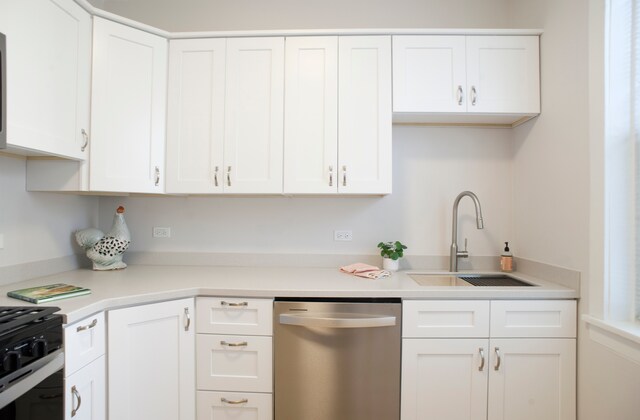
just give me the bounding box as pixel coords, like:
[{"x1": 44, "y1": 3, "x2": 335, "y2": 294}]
[
  {"x1": 90, "y1": 18, "x2": 168, "y2": 193},
  {"x1": 167, "y1": 39, "x2": 226, "y2": 194},
  {"x1": 0, "y1": 0, "x2": 91, "y2": 159},
  {"x1": 338, "y1": 36, "x2": 392, "y2": 194},
  {"x1": 466, "y1": 36, "x2": 540, "y2": 114},
  {"x1": 401, "y1": 339, "x2": 488, "y2": 420},
  {"x1": 393, "y1": 36, "x2": 466, "y2": 113},
  {"x1": 224, "y1": 37, "x2": 284, "y2": 194},
  {"x1": 197, "y1": 391, "x2": 272, "y2": 420},
  {"x1": 487, "y1": 339, "x2": 576, "y2": 420},
  {"x1": 108, "y1": 299, "x2": 195, "y2": 420},
  {"x1": 283, "y1": 36, "x2": 338, "y2": 194},
  {"x1": 65, "y1": 356, "x2": 106, "y2": 420}
]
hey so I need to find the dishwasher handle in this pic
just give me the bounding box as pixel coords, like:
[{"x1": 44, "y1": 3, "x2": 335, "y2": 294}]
[{"x1": 279, "y1": 312, "x2": 397, "y2": 328}]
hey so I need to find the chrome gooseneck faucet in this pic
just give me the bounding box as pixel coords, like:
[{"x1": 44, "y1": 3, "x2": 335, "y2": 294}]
[{"x1": 450, "y1": 191, "x2": 484, "y2": 272}]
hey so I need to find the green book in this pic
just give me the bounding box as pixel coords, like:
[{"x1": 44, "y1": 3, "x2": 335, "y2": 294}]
[{"x1": 7, "y1": 283, "x2": 91, "y2": 304}]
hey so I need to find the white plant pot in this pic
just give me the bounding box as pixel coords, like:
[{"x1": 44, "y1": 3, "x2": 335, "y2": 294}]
[{"x1": 382, "y1": 258, "x2": 400, "y2": 271}]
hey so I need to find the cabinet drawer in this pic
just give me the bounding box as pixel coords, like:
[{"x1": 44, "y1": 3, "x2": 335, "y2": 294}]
[
  {"x1": 197, "y1": 391, "x2": 272, "y2": 420},
  {"x1": 197, "y1": 335, "x2": 273, "y2": 392},
  {"x1": 197, "y1": 297, "x2": 273, "y2": 335},
  {"x1": 64, "y1": 312, "x2": 105, "y2": 376},
  {"x1": 490, "y1": 300, "x2": 577, "y2": 338},
  {"x1": 403, "y1": 300, "x2": 490, "y2": 338}
]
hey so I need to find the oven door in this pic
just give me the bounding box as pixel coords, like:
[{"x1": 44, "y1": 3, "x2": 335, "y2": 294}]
[{"x1": 0, "y1": 350, "x2": 64, "y2": 420}]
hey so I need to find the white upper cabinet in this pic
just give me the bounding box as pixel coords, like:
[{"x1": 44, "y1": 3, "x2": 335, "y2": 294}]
[
  {"x1": 338, "y1": 36, "x2": 392, "y2": 194},
  {"x1": 166, "y1": 39, "x2": 226, "y2": 194},
  {"x1": 166, "y1": 37, "x2": 284, "y2": 194},
  {"x1": 90, "y1": 17, "x2": 168, "y2": 193},
  {"x1": 284, "y1": 36, "x2": 339, "y2": 194},
  {"x1": 466, "y1": 36, "x2": 540, "y2": 114},
  {"x1": 393, "y1": 36, "x2": 466, "y2": 113},
  {"x1": 224, "y1": 37, "x2": 285, "y2": 194},
  {"x1": 0, "y1": 0, "x2": 91, "y2": 159},
  {"x1": 393, "y1": 35, "x2": 540, "y2": 127}
]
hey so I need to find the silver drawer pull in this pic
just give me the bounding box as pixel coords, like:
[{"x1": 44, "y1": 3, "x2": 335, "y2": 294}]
[
  {"x1": 478, "y1": 347, "x2": 485, "y2": 371},
  {"x1": 220, "y1": 301, "x2": 248, "y2": 307},
  {"x1": 76, "y1": 319, "x2": 97, "y2": 332},
  {"x1": 220, "y1": 341, "x2": 248, "y2": 347},
  {"x1": 155, "y1": 166, "x2": 160, "y2": 186},
  {"x1": 456, "y1": 85, "x2": 463, "y2": 106},
  {"x1": 494, "y1": 347, "x2": 501, "y2": 371},
  {"x1": 71, "y1": 385, "x2": 82, "y2": 417},
  {"x1": 221, "y1": 398, "x2": 248, "y2": 405},
  {"x1": 213, "y1": 166, "x2": 219, "y2": 187}
]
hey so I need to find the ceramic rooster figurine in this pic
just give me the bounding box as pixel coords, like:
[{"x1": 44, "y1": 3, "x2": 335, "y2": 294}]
[{"x1": 75, "y1": 206, "x2": 131, "y2": 271}]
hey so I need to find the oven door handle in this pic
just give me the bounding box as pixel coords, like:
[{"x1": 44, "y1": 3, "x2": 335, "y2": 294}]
[
  {"x1": 0, "y1": 349, "x2": 64, "y2": 410},
  {"x1": 279, "y1": 313, "x2": 397, "y2": 328}
]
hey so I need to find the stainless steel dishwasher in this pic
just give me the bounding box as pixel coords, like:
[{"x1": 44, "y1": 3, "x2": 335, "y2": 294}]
[{"x1": 274, "y1": 298, "x2": 401, "y2": 420}]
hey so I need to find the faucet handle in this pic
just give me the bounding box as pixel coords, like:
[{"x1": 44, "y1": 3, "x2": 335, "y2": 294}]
[{"x1": 457, "y1": 238, "x2": 470, "y2": 259}]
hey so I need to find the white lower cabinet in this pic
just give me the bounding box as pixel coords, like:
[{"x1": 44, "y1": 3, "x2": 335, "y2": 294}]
[
  {"x1": 487, "y1": 338, "x2": 576, "y2": 420},
  {"x1": 64, "y1": 356, "x2": 106, "y2": 420},
  {"x1": 401, "y1": 339, "x2": 488, "y2": 420},
  {"x1": 195, "y1": 297, "x2": 273, "y2": 420},
  {"x1": 64, "y1": 313, "x2": 106, "y2": 420},
  {"x1": 401, "y1": 300, "x2": 576, "y2": 420},
  {"x1": 108, "y1": 298, "x2": 195, "y2": 420},
  {"x1": 197, "y1": 391, "x2": 272, "y2": 420}
]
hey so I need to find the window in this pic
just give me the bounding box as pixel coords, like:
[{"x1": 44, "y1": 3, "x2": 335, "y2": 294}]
[{"x1": 605, "y1": 0, "x2": 640, "y2": 322}]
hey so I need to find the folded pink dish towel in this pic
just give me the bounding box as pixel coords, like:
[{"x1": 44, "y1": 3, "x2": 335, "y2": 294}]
[{"x1": 340, "y1": 263, "x2": 390, "y2": 279}]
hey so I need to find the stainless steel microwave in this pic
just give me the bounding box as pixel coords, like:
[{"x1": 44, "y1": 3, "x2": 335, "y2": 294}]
[{"x1": 0, "y1": 32, "x2": 6, "y2": 149}]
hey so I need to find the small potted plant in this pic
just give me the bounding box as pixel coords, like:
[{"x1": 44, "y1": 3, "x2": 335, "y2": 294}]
[{"x1": 377, "y1": 241, "x2": 408, "y2": 271}]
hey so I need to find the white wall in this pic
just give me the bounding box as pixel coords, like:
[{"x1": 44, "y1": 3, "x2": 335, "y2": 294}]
[
  {"x1": 91, "y1": 0, "x2": 510, "y2": 32},
  {"x1": 94, "y1": 0, "x2": 515, "y2": 262},
  {"x1": 0, "y1": 155, "x2": 99, "y2": 268},
  {"x1": 100, "y1": 127, "x2": 513, "y2": 259},
  {"x1": 508, "y1": 0, "x2": 640, "y2": 419}
]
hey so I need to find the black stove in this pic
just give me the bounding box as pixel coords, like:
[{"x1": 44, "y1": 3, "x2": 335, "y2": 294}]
[{"x1": 0, "y1": 306, "x2": 63, "y2": 395}]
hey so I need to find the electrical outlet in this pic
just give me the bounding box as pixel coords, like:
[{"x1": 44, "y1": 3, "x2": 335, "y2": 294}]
[
  {"x1": 153, "y1": 227, "x2": 171, "y2": 238},
  {"x1": 334, "y1": 230, "x2": 353, "y2": 241}
]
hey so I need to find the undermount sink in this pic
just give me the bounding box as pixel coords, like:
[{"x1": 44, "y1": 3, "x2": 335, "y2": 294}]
[{"x1": 409, "y1": 273, "x2": 536, "y2": 287}]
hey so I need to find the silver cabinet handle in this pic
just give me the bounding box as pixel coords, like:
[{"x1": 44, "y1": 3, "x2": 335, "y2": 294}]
[
  {"x1": 155, "y1": 166, "x2": 160, "y2": 186},
  {"x1": 471, "y1": 86, "x2": 477, "y2": 106},
  {"x1": 280, "y1": 313, "x2": 396, "y2": 329},
  {"x1": 226, "y1": 166, "x2": 232, "y2": 187},
  {"x1": 478, "y1": 347, "x2": 485, "y2": 371},
  {"x1": 342, "y1": 165, "x2": 347, "y2": 187},
  {"x1": 456, "y1": 85, "x2": 463, "y2": 106},
  {"x1": 71, "y1": 385, "x2": 82, "y2": 417},
  {"x1": 329, "y1": 165, "x2": 333, "y2": 187},
  {"x1": 221, "y1": 398, "x2": 248, "y2": 405},
  {"x1": 80, "y1": 129, "x2": 89, "y2": 152},
  {"x1": 220, "y1": 341, "x2": 248, "y2": 347},
  {"x1": 184, "y1": 307, "x2": 191, "y2": 331},
  {"x1": 76, "y1": 319, "x2": 97, "y2": 332},
  {"x1": 221, "y1": 301, "x2": 248, "y2": 307},
  {"x1": 214, "y1": 166, "x2": 219, "y2": 187},
  {"x1": 494, "y1": 347, "x2": 501, "y2": 371}
]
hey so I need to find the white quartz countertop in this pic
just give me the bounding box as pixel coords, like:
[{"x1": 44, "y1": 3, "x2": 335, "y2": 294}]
[{"x1": 0, "y1": 265, "x2": 578, "y2": 324}]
